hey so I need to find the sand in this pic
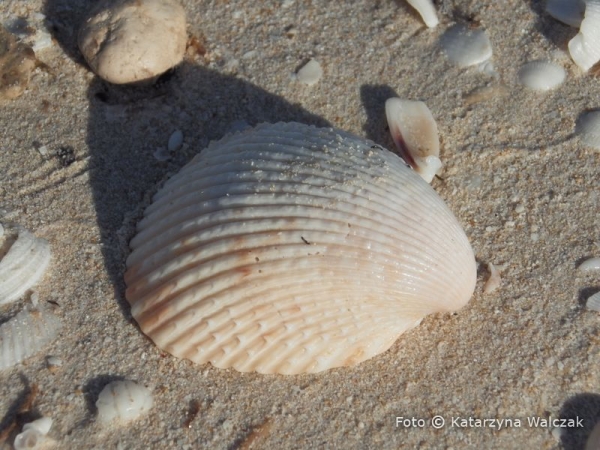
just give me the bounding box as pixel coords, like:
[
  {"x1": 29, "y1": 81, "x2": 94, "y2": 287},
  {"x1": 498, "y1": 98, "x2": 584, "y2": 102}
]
[{"x1": 0, "y1": 0, "x2": 599, "y2": 449}]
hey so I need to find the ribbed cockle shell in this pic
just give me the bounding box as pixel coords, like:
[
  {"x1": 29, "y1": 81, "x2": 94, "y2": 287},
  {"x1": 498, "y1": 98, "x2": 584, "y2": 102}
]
[{"x1": 125, "y1": 122, "x2": 476, "y2": 374}]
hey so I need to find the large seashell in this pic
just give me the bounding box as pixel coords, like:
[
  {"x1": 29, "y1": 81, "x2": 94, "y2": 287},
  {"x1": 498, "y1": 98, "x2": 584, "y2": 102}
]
[
  {"x1": 96, "y1": 380, "x2": 153, "y2": 424},
  {"x1": 569, "y1": 0, "x2": 600, "y2": 71},
  {"x1": 0, "y1": 229, "x2": 51, "y2": 305},
  {"x1": 0, "y1": 307, "x2": 62, "y2": 370},
  {"x1": 125, "y1": 122, "x2": 476, "y2": 374}
]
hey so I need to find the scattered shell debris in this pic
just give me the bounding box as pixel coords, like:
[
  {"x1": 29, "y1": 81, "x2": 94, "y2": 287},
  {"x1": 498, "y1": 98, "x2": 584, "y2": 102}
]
[
  {"x1": 0, "y1": 306, "x2": 62, "y2": 371},
  {"x1": 96, "y1": 380, "x2": 154, "y2": 424},
  {"x1": 517, "y1": 60, "x2": 566, "y2": 91},
  {"x1": 295, "y1": 59, "x2": 323, "y2": 86},
  {"x1": 124, "y1": 122, "x2": 476, "y2": 374},
  {"x1": 13, "y1": 417, "x2": 53, "y2": 450},
  {"x1": 578, "y1": 257, "x2": 600, "y2": 271},
  {"x1": 483, "y1": 262, "x2": 501, "y2": 294},
  {"x1": 0, "y1": 228, "x2": 51, "y2": 306},
  {"x1": 385, "y1": 97, "x2": 442, "y2": 183},
  {"x1": 575, "y1": 110, "x2": 600, "y2": 149},
  {"x1": 440, "y1": 24, "x2": 493, "y2": 68},
  {"x1": 167, "y1": 130, "x2": 184, "y2": 152},
  {"x1": 46, "y1": 355, "x2": 63, "y2": 373},
  {"x1": 405, "y1": 0, "x2": 439, "y2": 28},
  {"x1": 586, "y1": 291, "x2": 600, "y2": 312},
  {"x1": 568, "y1": 0, "x2": 600, "y2": 71},
  {"x1": 78, "y1": 0, "x2": 187, "y2": 84},
  {"x1": 0, "y1": 24, "x2": 37, "y2": 100},
  {"x1": 546, "y1": 0, "x2": 585, "y2": 27}
]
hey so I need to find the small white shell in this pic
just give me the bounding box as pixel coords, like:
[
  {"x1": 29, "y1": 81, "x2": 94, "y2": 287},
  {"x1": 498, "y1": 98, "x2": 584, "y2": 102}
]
[
  {"x1": 546, "y1": 0, "x2": 585, "y2": 27},
  {"x1": 125, "y1": 122, "x2": 477, "y2": 374},
  {"x1": 0, "y1": 307, "x2": 62, "y2": 370},
  {"x1": 13, "y1": 417, "x2": 52, "y2": 450},
  {"x1": 296, "y1": 59, "x2": 323, "y2": 86},
  {"x1": 576, "y1": 110, "x2": 600, "y2": 150},
  {"x1": 569, "y1": 0, "x2": 600, "y2": 71},
  {"x1": 586, "y1": 291, "x2": 600, "y2": 312},
  {"x1": 578, "y1": 257, "x2": 600, "y2": 271},
  {"x1": 406, "y1": 0, "x2": 439, "y2": 28},
  {"x1": 440, "y1": 25, "x2": 493, "y2": 67},
  {"x1": 168, "y1": 130, "x2": 184, "y2": 152},
  {"x1": 517, "y1": 60, "x2": 566, "y2": 91},
  {"x1": 0, "y1": 229, "x2": 51, "y2": 305},
  {"x1": 385, "y1": 97, "x2": 441, "y2": 183},
  {"x1": 483, "y1": 262, "x2": 501, "y2": 294},
  {"x1": 96, "y1": 380, "x2": 153, "y2": 424}
]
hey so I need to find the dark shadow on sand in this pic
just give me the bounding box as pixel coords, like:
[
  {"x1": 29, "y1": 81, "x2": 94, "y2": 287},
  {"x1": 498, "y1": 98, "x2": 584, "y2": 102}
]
[
  {"x1": 43, "y1": 0, "x2": 330, "y2": 322},
  {"x1": 558, "y1": 393, "x2": 600, "y2": 450}
]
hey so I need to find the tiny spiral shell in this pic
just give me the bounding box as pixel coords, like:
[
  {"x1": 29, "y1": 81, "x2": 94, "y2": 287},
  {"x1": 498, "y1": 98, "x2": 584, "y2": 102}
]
[{"x1": 96, "y1": 380, "x2": 153, "y2": 424}]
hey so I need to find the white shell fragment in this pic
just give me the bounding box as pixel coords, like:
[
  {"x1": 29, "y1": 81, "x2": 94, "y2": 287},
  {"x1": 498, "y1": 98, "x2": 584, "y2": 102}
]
[
  {"x1": 14, "y1": 417, "x2": 53, "y2": 450},
  {"x1": 78, "y1": 0, "x2": 187, "y2": 84},
  {"x1": 296, "y1": 59, "x2": 323, "y2": 86},
  {"x1": 483, "y1": 262, "x2": 501, "y2": 294},
  {"x1": 517, "y1": 60, "x2": 566, "y2": 91},
  {"x1": 586, "y1": 291, "x2": 600, "y2": 312},
  {"x1": 125, "y1": 122, "x2": 477, "y2": 374},
  {"x1": 96, "y1": 380, "x2": 154, "y2": 424},
  {"x1": 578, "y1": 257, "x2": 600, "y2": 271},
  {"x1": 440, "y1": 24, "x2": 493, "y2": 67},
  {"x1": 576, "y1": 110, "x2": 600, "y2": 150},
  {"x1": 168, "y1": 130, "x2": 184, "y2": 152},
  {"x1": 406, "y1": 0, "x2": 439, "y2": 28},
  {"x1": 0, "y1": 307, "x2": 62, "y2": 370},
  {"x1": 568, "y1": 0, "x2": 600, "y2": 71},
  {"x1": 546, "y1": 0, "x2": 585, "y2": 27},
  {"x1": 385, "y1": 98, "x2": 442, "y2": 183},
  {"x1": 0, "y1": 229, "x2": 51, "y2": 306}
]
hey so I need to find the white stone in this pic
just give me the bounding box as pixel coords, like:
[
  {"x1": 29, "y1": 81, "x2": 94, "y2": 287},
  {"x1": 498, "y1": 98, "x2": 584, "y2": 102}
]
[{"x1": 78, "y1": 0, "x2": 187, "y2": 84}]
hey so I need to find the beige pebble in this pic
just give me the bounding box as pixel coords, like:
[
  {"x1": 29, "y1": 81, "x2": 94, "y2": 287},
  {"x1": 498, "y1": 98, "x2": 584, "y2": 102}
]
[{"x1": 78, "y1": 0, "x2": 187, "y2": 84}]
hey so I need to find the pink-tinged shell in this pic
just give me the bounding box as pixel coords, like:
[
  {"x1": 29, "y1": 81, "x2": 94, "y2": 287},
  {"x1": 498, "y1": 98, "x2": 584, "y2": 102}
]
[{"x1": 125, "y1": 122, "x2": 476, "y2": 374}]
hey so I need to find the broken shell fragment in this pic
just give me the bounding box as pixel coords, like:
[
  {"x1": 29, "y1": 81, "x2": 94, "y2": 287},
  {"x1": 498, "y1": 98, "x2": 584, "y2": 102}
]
[
  {"x1": 517, "y1": 60, "x2": 566, "y2": 91},
  {"x1": 406, "y1": 0, "x2": 439, "y2": 28},
  {"x1": 125, "y1": 122, "x2": 477, "y2": 374},
  {"x1": 568, "y1": 0, "x2": 600, "y2": 71},
  {"x1": 0, "y1": 229, "x2": 51, "y2": 306},
  {"x1": 483, "y1": 262, "x2": 501, "y2": 294},
  {"x1": 385, "y1": 97, "x2": 442, "y2": 183},
  {"x1": 440, "y1": 24, "x2": 493, "y2": 67},
  {"x1": 0, "y1": 307, "x2": 62, "y2": 370},
  {"x1": 78, "y1": 0, "x2": 187, "y2": 84},
  {"x1": 14, "y1": 417, "x2": 52, "y2": 450},
  {"x1": 96, "y1": 380, "x2": 153, "y2": 424}
]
